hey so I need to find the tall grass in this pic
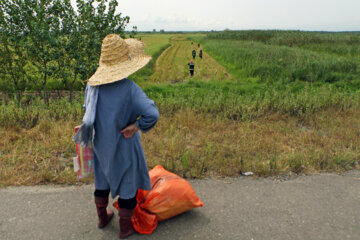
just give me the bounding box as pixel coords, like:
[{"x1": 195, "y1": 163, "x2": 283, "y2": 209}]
[
  {"x1": 198, "y1": 39, "x2": 359, "y2": 84},
  {"x1": 1, "y1": 80, "x2": 359, "y2": 128},
  {"x1": 207, "y1": 30, "x2": 360, "y2": 46},
  {"x1": 0, "y1": 93, "x2": 84, "y2": 128},
  {"x1": 145, "y1": 80, "x2": 360, "y2": 120}
]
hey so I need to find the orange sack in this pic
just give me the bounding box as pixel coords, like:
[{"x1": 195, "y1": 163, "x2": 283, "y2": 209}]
[{"x1": 114, "y1": 165, "x2": 203, "y2": 234}]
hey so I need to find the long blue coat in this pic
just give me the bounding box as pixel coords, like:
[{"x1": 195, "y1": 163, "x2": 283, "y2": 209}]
[{"x1": 92, "y1": 79, "x2": 159, "y2": 199}]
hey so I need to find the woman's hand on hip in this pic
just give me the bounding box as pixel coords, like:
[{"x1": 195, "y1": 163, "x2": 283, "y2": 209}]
[{"x1": 120, "y1": 123, "x2": 139, "y2": 138}]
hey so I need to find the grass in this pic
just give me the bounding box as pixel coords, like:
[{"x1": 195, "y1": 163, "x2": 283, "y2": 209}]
[
  {"x1": 0, "y1": 94, "x2": 84, "y2": 128},
  {"x1": 1, "y1": 107, "x2": 359, "y2": 186},
  {"x1": 143, "y1": 108, "x2": 360, "y2": 177},
  {"x1": 148, "y1": 37, "x2": 229, "y2": 83},
  {"x1": 136, "y1": 33, "x2": 175, "y2": 56},
  {"x1": 205, "y1": 30, "x2": 360, "y2": 46},
  {"x1": 1, "y1": 31, "x2": 360, "y2": 187},
  {"x1": 145, "y1": 80, "x2": 360, "y2": 120},
  {"x1": 0, "y1": 120, "x2": 80, "y2": 186},
  {"x1": 128, "y1": 34, "x2": 174, "y2": 86},
  {"x1": 189, "y1": 31, "x2": 360, "y2": 86},
  {"x1": 195, "y1": 39, "x2": 359, "y2": 84}
]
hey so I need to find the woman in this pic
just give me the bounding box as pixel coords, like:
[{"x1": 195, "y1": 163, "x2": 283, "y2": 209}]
[{"x1": 74, "y1": 34, "x2": 159, "y2": 238}]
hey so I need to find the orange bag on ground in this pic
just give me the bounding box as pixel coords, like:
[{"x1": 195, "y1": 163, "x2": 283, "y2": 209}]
[{"x1": 114, "y1": 165, "x2": 203, "y2": 234}]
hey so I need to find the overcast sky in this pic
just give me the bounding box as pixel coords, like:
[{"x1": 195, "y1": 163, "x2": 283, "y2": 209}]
[{"x1": 71, "y1": 0, "x2": 360, "y2": 32}]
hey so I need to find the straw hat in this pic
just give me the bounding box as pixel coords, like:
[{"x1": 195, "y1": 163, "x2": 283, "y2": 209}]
[{"x1": 88, "y1": 34, "x2": 151, "y2": 86}]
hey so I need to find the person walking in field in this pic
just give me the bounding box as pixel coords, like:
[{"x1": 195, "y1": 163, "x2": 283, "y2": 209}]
[
  {"x1": 73, "y1": 34, "x2": 159, "y2": 239},
  {"x1": 188, "y1": 59, "x2": 195, "y2": 77},
  {"x1": 199, "y1": 49, "x2": 203, "y2": 59},
  {"x1": 192, "y1": 49, "x2": 196, "y2": 59}
]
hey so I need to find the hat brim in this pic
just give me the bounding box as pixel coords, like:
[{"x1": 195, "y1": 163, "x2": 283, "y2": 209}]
[
  {"x1": 88, "y1": 39, "x2": 152, "y2": 86},
  {"x1": 87, "y1": 55, "x2": 151, "y2": 86}
]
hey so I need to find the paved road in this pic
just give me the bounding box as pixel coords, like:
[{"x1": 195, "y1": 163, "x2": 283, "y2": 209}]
[{"x1": 1, "y1": 171, "x2": 359, "y2": 240}]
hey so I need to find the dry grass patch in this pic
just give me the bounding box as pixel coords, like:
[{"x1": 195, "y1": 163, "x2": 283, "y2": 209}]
[
  {"x1": 0, "y1": 108, "x2": 359, "y2": 187},
  {"x1": 142, "y1": 108, "x2": 360, "y2": 177},
  {"x1": 0, "y1": 120, "x2": 91, "y2": 187}
]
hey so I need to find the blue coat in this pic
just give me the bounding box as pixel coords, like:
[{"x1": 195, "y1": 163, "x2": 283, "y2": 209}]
[{"x1": 92, "y1": 79, "x2": 159, "y2": 199}]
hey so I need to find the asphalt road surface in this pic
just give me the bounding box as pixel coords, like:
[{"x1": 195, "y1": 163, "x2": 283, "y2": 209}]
[{"x1": 1, "y1": 171, "x2": 359, "y2": 240}]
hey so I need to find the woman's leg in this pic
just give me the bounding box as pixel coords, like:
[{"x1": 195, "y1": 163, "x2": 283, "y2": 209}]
[
  {"x1": 93, "y1": 154, "x2": 113, "y2": 228},
  {"x1": 94, "y1": 189, "x2": 110, "y2": 197},
  {"x1": 118, "y1": 193, "x2": 137, "y2": 238},
  {"x1": 94, "y1": 190, "x2": 114, "y2": 228},
  {"x1": 117, "y1": 194, "x2": 137, "y2": 209}
]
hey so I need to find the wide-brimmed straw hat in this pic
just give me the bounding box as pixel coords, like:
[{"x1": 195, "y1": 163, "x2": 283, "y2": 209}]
[{"x1": 88, "y1": 34, "x2": 151, "y2": 86}]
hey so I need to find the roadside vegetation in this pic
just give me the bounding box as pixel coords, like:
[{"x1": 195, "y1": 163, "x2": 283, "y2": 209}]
[{"x1": 1, "y1": 29, "x2": 360, "y2": 186}]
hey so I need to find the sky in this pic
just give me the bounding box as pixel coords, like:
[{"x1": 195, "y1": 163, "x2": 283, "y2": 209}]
[{"x1": 71, "y1": 0, "x2": 360, "y2": 32}]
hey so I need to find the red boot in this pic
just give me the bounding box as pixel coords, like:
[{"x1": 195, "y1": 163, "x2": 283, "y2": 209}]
[
  {"x1": 95, "y1": 196, "x2": 114, "y2": 228},
  {"x1": 118, "y1": 208, "x2": 135, "y2": 238}
]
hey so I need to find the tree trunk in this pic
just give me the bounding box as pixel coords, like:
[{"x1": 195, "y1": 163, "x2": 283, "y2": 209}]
[
  {"x1": 57, "y1": 89, "x2": 61, "y2": 99},
  {"x1": 43, "y1": 62, "x2": 48, "y2": 105},
  {"x1": 16, "y1": 91, "x2": 23, "y2": 104},
  {"x1": 69, "y1": 72, "x2": 77, "y2": 102}
]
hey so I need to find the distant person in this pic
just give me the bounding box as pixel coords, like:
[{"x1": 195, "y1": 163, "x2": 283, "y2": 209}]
[
  {"x1": 198, "y1": 43, "x2": 200, "y2": 47},
  {"x1": 188, "y1": 59, "x2": 195, "y2": 77},
  {"x1": 191, "y1": 41, "x2": 193, "y2": 45},
  {"x1": 199, "y1": 49, "x2": 203, "y2": 59},
  {"x1": 192, "y1": 49, "x2": 196, "y2": 59}
]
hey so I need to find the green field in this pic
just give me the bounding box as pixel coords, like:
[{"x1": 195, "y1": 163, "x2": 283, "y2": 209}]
[
  {"x1": 137, "y1": 33, "x2": 175, "y2": 56},
  {"x1": 148, "y1": 36, "x2": 229, "y2": 83},
  {"x1": 1, "y1": 31, "x2": 360, "y2": 186},
  {"x1": 195, "y1": 31, "x2": 360, "y2": 86}
]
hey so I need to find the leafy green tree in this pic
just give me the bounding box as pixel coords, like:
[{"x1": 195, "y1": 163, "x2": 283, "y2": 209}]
[
  {"x1": 0, "y1": 0, "x2": 131, "y2": 101},
  {"x1": 75, "y1": 0, "x2": 130, "y2": 80},
  {"x1": 57, "y1": 0, "x2": 130, "y2": 100},
  {"x1": 1, "y1": 0, "x2": 64, "y2": 102},
  {"x1": 0, "y1": 0, "x2": 33, "y2": 96},
  {"x1": 54, "y1": 0, "x2": 82, "y2": 101},
  {"x1": 129, "y1": 26, "x2": 137, "y2": 38}
]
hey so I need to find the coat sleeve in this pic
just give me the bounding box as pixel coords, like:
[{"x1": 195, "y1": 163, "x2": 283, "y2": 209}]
[{"x1": 131, "y1": 82, "x2": 159, "y2": 133}]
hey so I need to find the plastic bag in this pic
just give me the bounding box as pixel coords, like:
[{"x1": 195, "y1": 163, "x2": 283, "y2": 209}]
[
  {"x1": 74, "y1": 126, "x2": 94, "y2": 179},
  {"x1": 114, "y1": 165, "x2": 203, "y2": 234}
]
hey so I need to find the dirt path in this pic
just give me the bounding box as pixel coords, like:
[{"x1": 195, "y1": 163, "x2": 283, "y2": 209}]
[
  {"x1": 1, "y1": 171, "x2": 359, "y2": 240},
  {"x1": 149, "y1": 36, "x2": 230, "y2": 83}
]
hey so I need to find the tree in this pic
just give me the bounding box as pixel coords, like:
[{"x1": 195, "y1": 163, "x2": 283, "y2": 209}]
[
  {"x1": 129, "y1": 26, "x2": 137, "y2": 38},
  {"x1": 1, "y1": 0, "x2": 64, "y2": 103},
  {"x1": 60, "y1": 0, "x2": 130, "y2": 101},
  {"x1": 0, "y1": 0, "x2": 35, "y2": 96},
  {"x1": 0, "y1": 0, "x2": 131, "y2": 102},
  {"x1": 75, "y1": 0, "x2": 130, "y2": 81}
]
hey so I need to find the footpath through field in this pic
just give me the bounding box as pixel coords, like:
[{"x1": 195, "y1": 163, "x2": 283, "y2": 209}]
[
  {"x1": 149, "y1": 36, "x2": 230, "y2": 83},
  {"x1": 1, "y1": 171, "x2": 359, "y2": 240}
]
